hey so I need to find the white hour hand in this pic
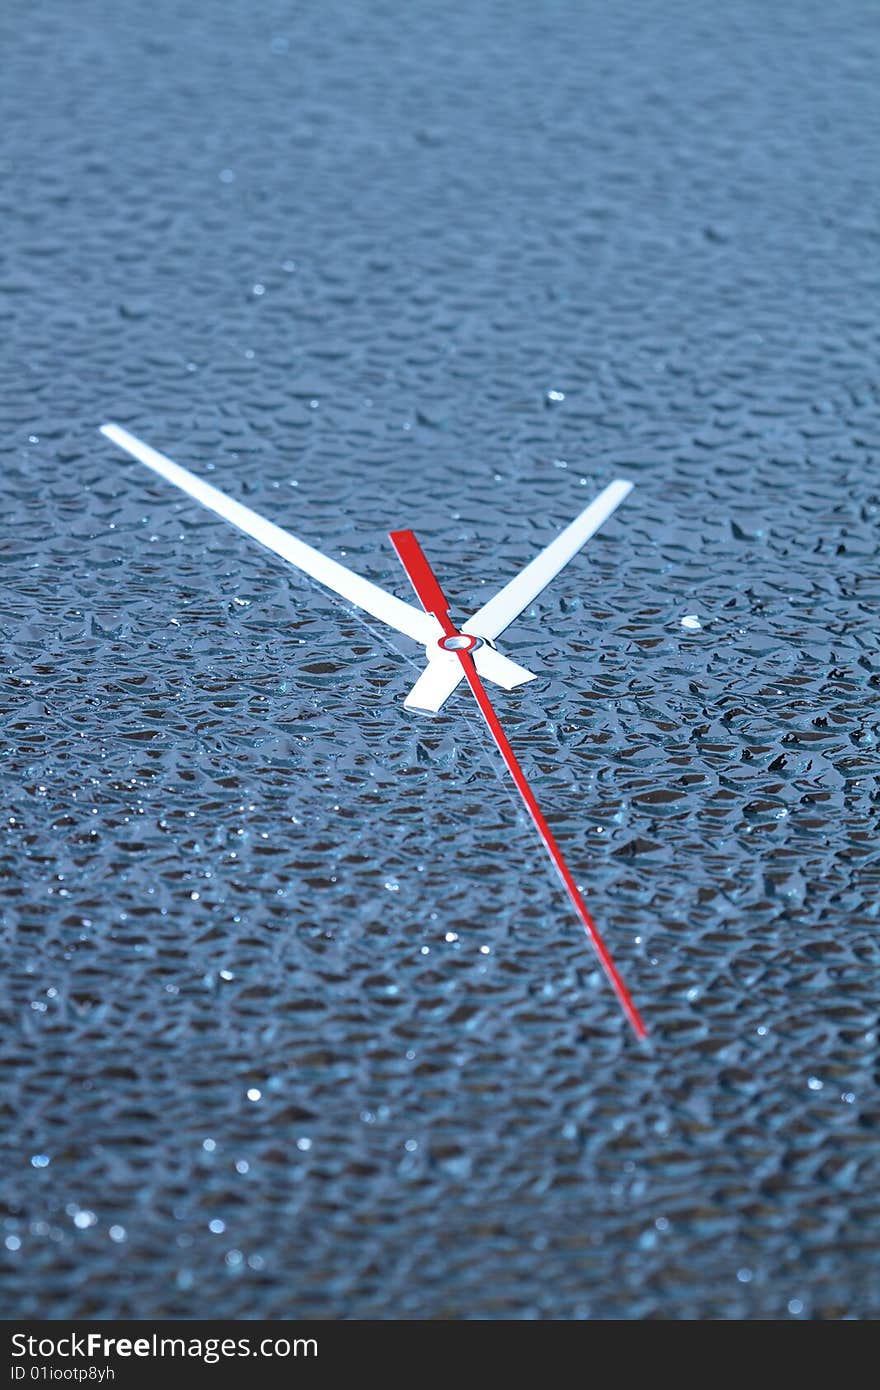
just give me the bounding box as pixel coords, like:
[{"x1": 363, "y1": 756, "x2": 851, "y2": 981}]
[
  {"x1": 401, "y1": 480, "x2": 634, "y2": 713},
  {"x1": 466, "y1": 479, "x2": 633, "y2": 642}
]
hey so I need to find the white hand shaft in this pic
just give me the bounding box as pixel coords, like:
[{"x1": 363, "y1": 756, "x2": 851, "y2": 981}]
[{"x1": 404, "y1": 655, "x2": 464, "y2": 714}]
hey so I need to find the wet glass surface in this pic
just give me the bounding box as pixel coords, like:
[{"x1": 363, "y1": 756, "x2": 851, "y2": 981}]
[{"x1": 1, "y1": 0, "x2": 879, "y2": 1319}]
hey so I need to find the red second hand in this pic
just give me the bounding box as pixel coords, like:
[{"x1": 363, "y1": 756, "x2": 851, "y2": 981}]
[{"x1": 389, "y1": 528, "x2": 647, "y2": 1042}]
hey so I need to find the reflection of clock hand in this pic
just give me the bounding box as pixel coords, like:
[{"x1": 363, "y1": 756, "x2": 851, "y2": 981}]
[
  {"x1": 389, "y1": 527, "x2": 647, "y2": 1041},
  {"x1": 100, "y1": 424, "x2": 535, "y2": 695}
]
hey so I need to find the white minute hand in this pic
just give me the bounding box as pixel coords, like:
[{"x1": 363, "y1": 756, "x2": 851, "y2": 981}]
[
  {"x1": 100, "y1": 422, "x2": 438, "y2": 644},
  {"x1": 99, "y1": 424, "x2": 536, "y2": 693}
]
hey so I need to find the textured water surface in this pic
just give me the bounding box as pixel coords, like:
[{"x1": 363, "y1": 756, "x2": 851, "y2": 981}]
[{"x1": 1, "y1": 0, "x2": 879, "y2": 1319}]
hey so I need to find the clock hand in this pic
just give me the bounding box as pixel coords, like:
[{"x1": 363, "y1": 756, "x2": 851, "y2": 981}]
[
  {"x1": 389, "y1": 527, "x2": 647, "y2": 1041},
  {"x1": 467, "y1": 479, "x2": 633, "y2": 642},
  {"x1": 101, "y1": 422, "x2": 436, "y2": 642},
  {"x1": 403, "y1": 649, "x2": 470, "y2": 715},
  {"x1": 99, "y1": 424, "x2": 535, "y2": 692},
  {"x1": 402, "y1": 480, "x2": 633, "y2": 714}
]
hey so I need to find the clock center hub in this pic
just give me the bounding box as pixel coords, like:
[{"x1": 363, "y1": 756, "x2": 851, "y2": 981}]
[{"x1": 439, "y1": 632, "x2": 482, "y2": 654}]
